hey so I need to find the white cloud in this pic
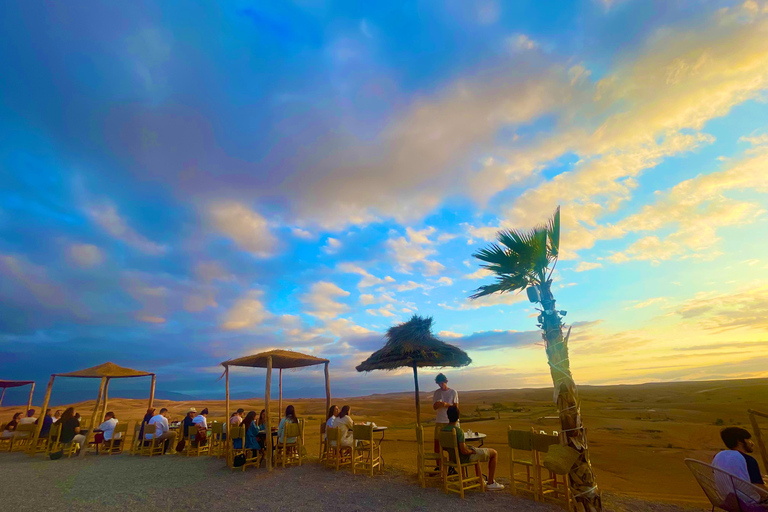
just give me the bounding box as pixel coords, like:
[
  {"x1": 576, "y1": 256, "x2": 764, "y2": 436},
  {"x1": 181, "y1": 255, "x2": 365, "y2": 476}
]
[
  {"x1": 301, "y1": 281, "x2": 350, "y2": 319},
  {"x1": 69, "y1": 244, "x2": 104, "y2": 268},
  {"x1": 440, "y1": 291, "x2": 526, "y2": 310},
  {"x1": 359, "y1": 294, "x2": 377, "y2": 305},
  {"x1": 322, "y1": 237, "x2": 342, "y2": 254},
  {"x1": 436, "y1": 277, "x2": 453, "y2": 286},
  {"x1": 464, "y1": 268, "x2": 493, "y2": 280},
  {"x1": 291, "y1": 227, "x2": 314, "y2": 240},
  {"x1": 508, "y1": 34, "x2": 538, "y2": 52},
  {"x1": 221, "y1": 290, "x2": 271, "y2": 330},
  {"x1": 574, "y1": 262, "x2": 602, "y2": 272},
  {"x1": 628, "y1": 297, "x2": 668, "y2": 309},
  {"x1": 86, "y1": 203, "x2": 167, "y2": 255},
  {"x1": 387, "y1": 227, "x2": 445, "y2": 276},
  {"x1": 208, "y1": 202, "x2": 277, "y2": 257},
  {"x1": 337, "y1": 262, "x2": 395, "y2": 289}
]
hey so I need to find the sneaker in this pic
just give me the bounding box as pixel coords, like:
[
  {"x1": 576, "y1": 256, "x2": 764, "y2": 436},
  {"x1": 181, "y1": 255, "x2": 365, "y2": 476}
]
[
  {"x1": 447, "y1": 467, "x2": 458, "y2": 476},
  {"x1": 487, "y1": 481, "x2": 504, "y2": 491}
]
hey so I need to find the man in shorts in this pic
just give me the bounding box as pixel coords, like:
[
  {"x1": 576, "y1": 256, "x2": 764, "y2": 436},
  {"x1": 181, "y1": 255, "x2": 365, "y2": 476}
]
[
  {"x1": 433, "y1": 373, "x2": 457, "y2": 453},
  {"x1": 441, "y1": 405, "x2": 504, "y2": 490}
]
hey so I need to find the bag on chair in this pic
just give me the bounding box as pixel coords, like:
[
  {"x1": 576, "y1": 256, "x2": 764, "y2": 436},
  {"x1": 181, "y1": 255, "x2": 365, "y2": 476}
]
[
  {"x1": 233, "y1": 454, "x2": 246, "y2": 467},
  {"x1": 175, "y1": 438, "x2": 186, "y2": 452},
  {"x1": 49, "y1": 449, "x2": 64, "y2": 460}
]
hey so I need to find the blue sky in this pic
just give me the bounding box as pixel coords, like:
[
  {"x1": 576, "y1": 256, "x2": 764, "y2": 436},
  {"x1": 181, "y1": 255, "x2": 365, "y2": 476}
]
[{"x1": 1, "y1": 0, "x2": 768, "y2": 405}]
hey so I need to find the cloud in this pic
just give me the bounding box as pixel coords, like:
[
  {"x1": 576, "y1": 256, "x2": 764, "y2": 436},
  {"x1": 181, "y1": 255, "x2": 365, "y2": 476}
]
[
  {"x1": 291, "y1": 227, "x2": 314, "y2": 240},
  {"x1": 387, "y1": 227, "x2": 446, "y2": 276},
  {"x1": 463, "y1": 268, "x2": 493, "y2": 280},
  {"x1": 574, "y1": 262, "x2": 602, "y2": 272},
  {"x1": 359, "y1": 294, "x2": 376, "y2": 305},
  {"x1": 441, "y1": 291, "x2": 526, "y2": 310},
  {"x1": 671, "y1": 285, "x2": 768, "y2": 332},
  {"x1": 208, "y1": 202, "x2": 277, "y2": 257},
  {"x1": 435, "y1": 277, "x2": 453, "y2": 286},
  {"x1": 86, "y1": 203, "x2": 167, "y2": 255},
  {"x1": 628, "y1": 297, "x2": 667, "y2": 309},
  {"x1": 300, "y1": 281, "x2": 350, "y2": 319},
  {"x1": 337, "y1": 263, "x2": 395, "y2": 289},
  {"x1": 451, "y1": 329, "x2": 541, "y2": 350},
  {"x1": 220, "y1": 290, "x2": 271, "y2": 330},
  {"x1": 194, "y1": 261, "x2": 233, "y2": 282},
  {"x1": 322, "y1": 237, "x2": 342, "y2": 254},
  {"x1": 508, "y1": 34, "x2": 538, "y2": 52},
  {"x1": 68, "y1": 244, "x2": 104, "y2": 268}
]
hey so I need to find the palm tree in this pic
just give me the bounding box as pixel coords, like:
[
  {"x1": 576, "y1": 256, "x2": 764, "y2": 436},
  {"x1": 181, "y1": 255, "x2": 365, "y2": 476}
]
[{"x1": 470, "y1": 207, "x2": 602, "y2": 512}]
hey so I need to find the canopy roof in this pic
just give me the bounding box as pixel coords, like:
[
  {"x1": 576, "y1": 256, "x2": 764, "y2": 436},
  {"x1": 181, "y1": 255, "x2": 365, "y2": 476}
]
[
  {"x1": 222, "y1": 349, "x2": 328, "y2": 369},
  {"x1": 0, "y1": 380, "x2": 34, "y2": 389},
  {"x1": 54, "y1": 362, "x2": 154, "y2": 379},
  {"x1": 357, "y1": 315, "x2": 472, "y2": 372}
]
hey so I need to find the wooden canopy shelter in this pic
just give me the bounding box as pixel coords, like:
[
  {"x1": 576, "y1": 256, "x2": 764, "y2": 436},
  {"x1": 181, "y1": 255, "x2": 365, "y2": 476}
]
[
  {"x1": 0, "y1": 380, "x2": 35, "y2": 410},
  {"x1": 29, "y1": 362, "x2": 155, "y2": 458},
  {"x1": 356, "y1": 315, "x2": 471, "y2": 426},
  {"x1": 221, "y1": 349, "x2": 331, "y2": 471}
]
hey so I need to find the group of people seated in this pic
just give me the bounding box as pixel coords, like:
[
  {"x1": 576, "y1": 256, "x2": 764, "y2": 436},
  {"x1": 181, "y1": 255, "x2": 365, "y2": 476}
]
[{"x1": 325, "y1": 404, "x2": 355, "y2": 448}]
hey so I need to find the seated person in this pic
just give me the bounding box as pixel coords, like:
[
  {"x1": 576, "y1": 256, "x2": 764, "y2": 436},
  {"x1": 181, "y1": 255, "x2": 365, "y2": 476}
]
[
  {"x1": 335, "y1": 406, "x2": 354, "y2": 448},
  {"x1": 98, "y1": 411, "x2": 120, "y2": 443},
  {"x1": 138, "y1": 408, "x2": 155, "y2": 441},
  {"x1": 58, "y1": 407, "x2": 86, "y2": 451},
  {"x1": 254, "y1": 409, "x2": 268, "y2": 449},
  {"x1": 147, "y1": 408, "x2": 176, "y2": 454},
  {"x1": 193, "y1": 408, "x2": 209, "y2": 429},
  {"x1": 244, "y1": 410, "x2": 267, "y2": 455},
  {"x1": 182, "y1": 408, "x2": 197, "y2": 438},
  {"x1": 325, "y1": 405, "x2": 339, "y2": 440},
  {"x1": 18, "y1": 409, "x2": 36, "y2": 426},
  {"x1": 1, "y1": 413, "x2": 22, "y2": 439},
  {"x1": 36, "y1": 409, "x2": 54, "y2": 438},
  {"x1": 713, "y1": 427, "x2": 766, "y2": 490},
  {"x1": 277, "y1": 405, "x2": 298, "y2": 445},
  {"x1": 441, "y1": 405, "x2": 504, "y2": 491},
  {"x1": 52, "y1": 410, "x2": 62, "y2": 423}
]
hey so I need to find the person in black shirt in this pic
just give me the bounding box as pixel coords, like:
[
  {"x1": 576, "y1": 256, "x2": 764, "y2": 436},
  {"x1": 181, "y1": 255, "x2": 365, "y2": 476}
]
[
  {"x1": 719, "y1": 427, "x2": 766, "y2": 488},
  {"x1": 58, "y1": 407, "x2": 86, "y2": 452}
]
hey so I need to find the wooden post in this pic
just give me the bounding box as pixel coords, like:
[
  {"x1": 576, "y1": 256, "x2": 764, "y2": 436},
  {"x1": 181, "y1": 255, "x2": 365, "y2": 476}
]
[
  {"x1": 0, "y1": 388, "x2": 5, "y2": 408},
  {"x1": 101, "y1": 378, "x2": 110, "y2": 423},
  {"x1": 27, "y1": 382, "x2": 35, "y2": 412},
  {"x1": 278, "y1": 368, "x2": 282, "y2": 418},
  {"x1": 265, "y1": 356, "x2": 272, "y2": 472},
  {"x1": 81, "y1": 377, "x2": 107, "y2": 458},
  {"x1": 324, "y1": 362, "x2": 331, "y2": 416},
  {"x1": 148, "y1": 374, "x2": 156, "y2": 409},
  {"x1": 29, "y1": 375, "x2": 54, "y2": 456},
  {"x1": 413, "y1": 364, "x2": 421, "y2": 427},
  {"x1": 225, "y1": 366, "x2": 230, "y2": 466},
  {"x1": 749, "y1": 410, "x2": 768, "y2": 476}
]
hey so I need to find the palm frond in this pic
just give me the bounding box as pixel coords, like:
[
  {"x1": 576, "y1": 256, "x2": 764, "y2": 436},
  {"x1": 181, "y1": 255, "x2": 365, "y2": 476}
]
[{"x1": 547, "y1": 206, "x2": 560, "y2": 259}]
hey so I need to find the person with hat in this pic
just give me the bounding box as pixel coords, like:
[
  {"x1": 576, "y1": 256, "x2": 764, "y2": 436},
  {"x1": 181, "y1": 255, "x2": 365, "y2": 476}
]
[
  {"x1": 183, "y1": 408, "x2": 197, "y2": 439},
  {"x1": 433, "y1": 373, "x2": 458, "y2": 453}
]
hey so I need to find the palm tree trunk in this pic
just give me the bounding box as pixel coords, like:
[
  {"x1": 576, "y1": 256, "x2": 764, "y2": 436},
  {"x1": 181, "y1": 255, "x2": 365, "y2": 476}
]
[{"x1": 540, "y1": 280, "x2": 602, "y2": 512}]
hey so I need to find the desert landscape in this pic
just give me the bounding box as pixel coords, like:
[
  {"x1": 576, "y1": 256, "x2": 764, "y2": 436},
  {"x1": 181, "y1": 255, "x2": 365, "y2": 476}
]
[{"x1": 4, "y1": 377, "x2": 766, "y2": 509}]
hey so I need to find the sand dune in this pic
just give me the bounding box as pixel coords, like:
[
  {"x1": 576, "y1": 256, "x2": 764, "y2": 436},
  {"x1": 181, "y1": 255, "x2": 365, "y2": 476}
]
[{"x1": 4, "y1": 377, "x2": 767, "y2": 507}]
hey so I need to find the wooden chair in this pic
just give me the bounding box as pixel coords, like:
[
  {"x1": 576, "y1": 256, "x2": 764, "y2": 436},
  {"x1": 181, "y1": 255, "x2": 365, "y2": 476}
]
[
  {"x1": 352, "y1": 424, "x2": 382, "y2": 477},
  {"x1": 139, "y1": 424, "x2": 164, "y2": 457},
  {"x1": 438, "y1": 428, "x2": 485, "y2": 499},
  {"x1": 275, "y1": 422, "x2": 302, "y2": 468},
  {"x1": 416, "y1": 425, "x2": 442, "y2": 488},
  {"x1": 228, "y1": 424, "x2": 245, "y2": 470},
  {"x1": 103, "y1": 423, "x2": 128, "y2": 455},
  {"x1": 0, "y1": 423, "x2": 9, "y2": 452},
  {"x1": 47, "y1": 424, "x2": 79, "y2": 458},
  {"x1": 44, "y1": 423, "x2": 62, "y2": 454},
  {"x1": 10, "y1": 423, "x2": 36, "y2": 452},
  {"x1": 508, "y1": 428, "x2": 537, "y2": 497},
  {"x1": 130, "y1": 422, "x2": 143, "y2": 455},
  {"x1": 685, "y1": 458, "x2": 768, "y2": 512},
  {"x1": 209, "y1": 422, "x2": 224, "y2": 457},
  {"x1": 325, "y1": 427, "x2": 352, "y2": 470},
  {"x1": 319, "y1": 422, "x2": 328, "y2": 463},
  {"x1": 186, "y1": 424, "x2": 210, "y2": 456},
  {"x1": 533, "y1": 432, "x2": 574, "y2": 510}
]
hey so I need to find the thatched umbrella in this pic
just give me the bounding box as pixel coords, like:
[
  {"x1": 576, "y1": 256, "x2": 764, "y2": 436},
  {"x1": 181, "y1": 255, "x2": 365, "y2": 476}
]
[{"x1": 356, "y1": 315, "x2": 471, "y2": 426}]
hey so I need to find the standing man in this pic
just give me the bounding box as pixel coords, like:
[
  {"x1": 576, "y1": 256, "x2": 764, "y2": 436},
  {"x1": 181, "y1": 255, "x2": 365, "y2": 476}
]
[{"x1": 433, "y1": 373, "x2": 458, "y2": 453}]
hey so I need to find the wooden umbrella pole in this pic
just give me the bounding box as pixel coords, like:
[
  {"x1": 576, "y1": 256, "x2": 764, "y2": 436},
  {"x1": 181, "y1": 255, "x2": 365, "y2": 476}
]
[
  {"x1": 324, "y1": 362, "x2": 331, "y2": 418},
  {"x1": 101, "y1": 378, "x2": 110, "y2": 423},
  {"x1": 278, "y1": 368, "x2": 282, "y2": 418},
  {"x1": 29, "y1": 375, "x2": 54, "y2": 456},
  {"x1": 27, "y1": 382, "x2": 35, "y2": 412},
  {"x1": 265, "y1": 356, "x2": 272, "y2": 472},
  {"x1": 81, "y1": 377, "x2": 107, "y2": 458},
  {"x1": 148, "y1": 374, "x2": 156, "y2": 409},
  {"x1": 225, "y1": 366, "x2": 230, "y2": 465},
  {"x1": 0, "y1": 388, "x2": 5, "y2": 409},
  {"x1": 413, "y1": 364, "x2": 421, "y2": 427}
]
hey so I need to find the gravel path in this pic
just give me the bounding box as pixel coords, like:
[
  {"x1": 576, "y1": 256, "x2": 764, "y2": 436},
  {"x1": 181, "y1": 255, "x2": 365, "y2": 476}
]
[{"x1": 0, "y1": 453, "x2": 708, "y2": 511}]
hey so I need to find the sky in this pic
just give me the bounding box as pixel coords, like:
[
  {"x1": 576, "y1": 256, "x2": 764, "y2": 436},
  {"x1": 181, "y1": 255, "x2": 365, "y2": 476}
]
[{"x1": 1, "y1": 0, "x2": 767, "y2": 405}]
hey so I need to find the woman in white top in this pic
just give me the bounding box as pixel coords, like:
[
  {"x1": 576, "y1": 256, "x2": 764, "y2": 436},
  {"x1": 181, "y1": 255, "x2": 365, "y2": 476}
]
[
  {"x1": 325, "y1": 405, "x2": 338, "y2": 441},
  {"x1": 192, "y1": 408, "x2": 209, "y2": 429},
  {"x1": 335, "y1": 405, "x2": 354, "y2": 448},
  {"x1": 97, "y1": 411, "x2": 120, "y2": 441},
  {"x1": 278, "y1": 405, "x2": 298, "y2": 444}
]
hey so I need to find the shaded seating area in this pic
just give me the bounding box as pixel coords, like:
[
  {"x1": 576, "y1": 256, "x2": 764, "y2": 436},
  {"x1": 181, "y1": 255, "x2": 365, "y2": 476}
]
[
  {"x1": 0, "y1": 379, "x2": 35, "y2": 411},
  {"x1": 30, "y1": 362, "x2": 156, "y2": 457},
  {"x1": 221, "y1": 349, "x2": 331, "y2": 471}
]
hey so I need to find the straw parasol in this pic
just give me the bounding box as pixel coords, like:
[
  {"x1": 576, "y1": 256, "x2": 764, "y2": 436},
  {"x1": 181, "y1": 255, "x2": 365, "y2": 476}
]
[
  {"x1": 221, "y1": 349, "x2": 331, "y2": 472},
  {"x1": 29, "y1": 362, "x2": 155, "y2": 458},
  {"x1": 356, "y1": 315, "x2": 471, "y2": 426},
  {"x1": 0, "y1": 380, "x2": 35, "y2": 410}
]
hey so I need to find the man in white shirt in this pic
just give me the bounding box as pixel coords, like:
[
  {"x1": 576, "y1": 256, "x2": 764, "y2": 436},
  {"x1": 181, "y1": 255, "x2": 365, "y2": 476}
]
[
  {"x1": 16, "y1": 409, "x2": 37, "y2": 439},
  {"x1": 433, "y1": 373, "x2": 458, "y2": 453},
  {"x1": 98, "y1": 411, "x2": 120, "y2": 441},
  {"x1": 147, "y1": 408, "x2": 176, "y2": 454}
]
